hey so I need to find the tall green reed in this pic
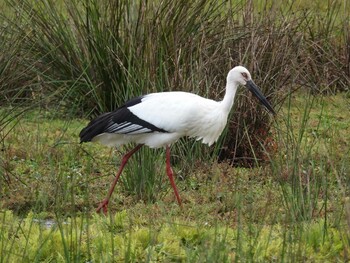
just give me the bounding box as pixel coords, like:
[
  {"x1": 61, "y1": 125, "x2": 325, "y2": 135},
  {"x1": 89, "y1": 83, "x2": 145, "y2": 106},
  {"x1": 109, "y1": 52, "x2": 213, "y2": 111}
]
[
  {"x1": 270, "y1": 91, "x2": 333, "y2": 223},
  {"x1": 2, "y1": 0, "x2": 348, "y2": 203}
]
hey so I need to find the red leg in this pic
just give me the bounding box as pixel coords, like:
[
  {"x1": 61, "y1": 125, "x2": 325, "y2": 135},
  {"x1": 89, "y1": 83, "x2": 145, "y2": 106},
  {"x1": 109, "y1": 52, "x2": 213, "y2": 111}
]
[
  {"x1": 165, "y1": 145, "x2": 182, "y2": 206},
  {"x1": 96, "y1": 144, "x2": 143, "y2": 214}
]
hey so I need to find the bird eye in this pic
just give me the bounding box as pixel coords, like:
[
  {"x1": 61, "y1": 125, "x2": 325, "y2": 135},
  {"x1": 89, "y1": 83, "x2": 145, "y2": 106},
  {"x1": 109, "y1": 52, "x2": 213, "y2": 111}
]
[{"x1": 241, "y1": 72, "x2": 248, "y2": 79}]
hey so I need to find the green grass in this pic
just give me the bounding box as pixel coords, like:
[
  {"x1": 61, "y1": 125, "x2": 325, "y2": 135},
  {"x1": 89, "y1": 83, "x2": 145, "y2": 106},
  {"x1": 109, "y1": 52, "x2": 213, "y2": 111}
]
[
  {"x1": 0, "y1": 209, "x2": 347, "y2": 262},
  {"x1": 1, "y1": 91, "x2": 349, "y2": 261},
  {"x1": 1, "y1": 0, "x2": 349, "y2": 165},
  {"x1": 0, "y1": 0, "x2": 349, "y2": 261}
]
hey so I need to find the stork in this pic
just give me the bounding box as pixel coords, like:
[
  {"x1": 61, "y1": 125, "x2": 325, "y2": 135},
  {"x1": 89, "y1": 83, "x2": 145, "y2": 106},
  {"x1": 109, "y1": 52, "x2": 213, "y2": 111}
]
[{"x1": 80, "y1": 66, "x2": 275, "y2": 213}]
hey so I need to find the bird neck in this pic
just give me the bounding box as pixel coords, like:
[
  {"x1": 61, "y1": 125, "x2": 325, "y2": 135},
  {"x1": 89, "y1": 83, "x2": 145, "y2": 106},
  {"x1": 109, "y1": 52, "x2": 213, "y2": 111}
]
[{"x1": 221, "y1": 81, "x2": 238, "y2": 113}]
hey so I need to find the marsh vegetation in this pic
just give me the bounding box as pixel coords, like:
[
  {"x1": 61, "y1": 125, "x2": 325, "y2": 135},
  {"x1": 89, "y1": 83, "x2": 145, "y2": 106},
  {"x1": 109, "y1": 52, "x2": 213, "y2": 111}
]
[{"x1": 0, "y1": 0, "x2": 349, "y2": 261}]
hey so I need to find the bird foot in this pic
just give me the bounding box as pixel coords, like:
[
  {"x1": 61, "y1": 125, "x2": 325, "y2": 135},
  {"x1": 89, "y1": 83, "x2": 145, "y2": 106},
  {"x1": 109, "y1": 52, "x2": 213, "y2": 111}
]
[{"x1": 96, "y1": 199, "x2": 109, "y2": 215}]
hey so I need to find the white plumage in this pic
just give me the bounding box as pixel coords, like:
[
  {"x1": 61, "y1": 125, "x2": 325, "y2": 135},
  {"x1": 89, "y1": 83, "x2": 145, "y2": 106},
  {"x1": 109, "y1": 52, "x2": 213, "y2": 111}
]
[
  {"x1": 80, "y1": 66, "x2": 275, "y2": 213},
  {"x1": 93, "y1": 91, "x2": 229, "y2": 147}
]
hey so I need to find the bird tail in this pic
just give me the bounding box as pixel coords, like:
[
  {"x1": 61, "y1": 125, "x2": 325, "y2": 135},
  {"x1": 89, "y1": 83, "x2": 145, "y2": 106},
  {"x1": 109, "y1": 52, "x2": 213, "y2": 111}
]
[{"x1": 79, "y1": 112, "x2": 111, "y2": 143}]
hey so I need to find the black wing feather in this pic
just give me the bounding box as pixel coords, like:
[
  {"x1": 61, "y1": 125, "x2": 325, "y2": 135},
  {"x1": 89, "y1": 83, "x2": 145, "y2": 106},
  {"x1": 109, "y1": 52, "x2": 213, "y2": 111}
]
[{"x1": 79, "y1": 96, "x2": 168, "y2": 143}]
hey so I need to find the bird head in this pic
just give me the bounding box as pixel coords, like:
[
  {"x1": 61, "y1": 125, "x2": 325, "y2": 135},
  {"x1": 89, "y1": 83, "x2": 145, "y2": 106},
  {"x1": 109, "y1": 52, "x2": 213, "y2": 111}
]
[
  {"x1": 227, "y1": 66, "x2": 276, "y2": 115},
  {"x1": 227, "y1": 66, "x2": 252, "y2": 86}
]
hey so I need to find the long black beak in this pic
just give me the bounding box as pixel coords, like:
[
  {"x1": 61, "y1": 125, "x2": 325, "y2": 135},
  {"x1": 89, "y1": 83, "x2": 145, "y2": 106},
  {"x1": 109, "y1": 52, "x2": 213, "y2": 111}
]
[{"x1": 245, "y1": 80, "x2": 276, "y2": 115}]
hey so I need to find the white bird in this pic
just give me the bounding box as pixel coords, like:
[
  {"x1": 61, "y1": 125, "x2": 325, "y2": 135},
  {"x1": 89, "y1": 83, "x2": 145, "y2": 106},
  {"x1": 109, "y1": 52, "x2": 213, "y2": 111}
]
[{"x1": 80, "y1": 66, "x2": 275, "y2": 213}]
